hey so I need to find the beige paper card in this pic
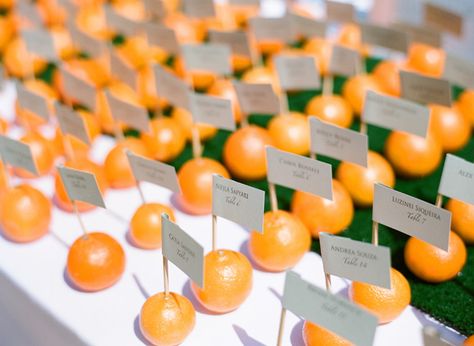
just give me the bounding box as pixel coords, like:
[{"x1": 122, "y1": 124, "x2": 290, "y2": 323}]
[
  {"x1": 16, "y1": 83, "x2": 50, "y2": 121},
  {"x1": 0, "y1": 135, "x2": 38, "y2": 175},
  {"x1": 443, "y1": 54, "x2": 474, "y2": 89},
  {"x1": 55, "y1": 103, "x2": 90, "y2": 145},
  {"x1": 143, "y1": 0, "x2": 165, "y2": 18},
  {"x1": 162, "y1": 215, "x2": 204, "y2": 287},
  {"x1": 289, "y1": 13, "x2": 327, "y2": 39},
  {"x1": 400, "y1": 71, "x2": 451, "y2": 107},
  {"x1": 58, "y1": 166, "x2": 106, "y2": 208},
  {"x1": 67, "y1": 21, "x2": 107, "y2": 58},
  {"x1": 266, "y1": 146, "x2": 333, "y2": 200},
  {"x1": 326, "y1": 0, "x2": 355, "y2": 23},
  {"x1": 208, "y1": 30, "x2": 252, "y2": 58},
  {"x1": 109, "y1": 50, "x2": 138, "y2": 92},
  {"x1": 17, "y1": 1, "x2": 42, "y2": 26},
  {"x1": 105, "y1": 91, "x2": 150, "y2": 133},
  {"x1": 189, "y1": 93, "x2": 235, "y2": 131},
  {"x1": 145, "y1": 23, "x2": 180, "y2": 56},
  {"x1": 182, "y1": 0, "x2": 215, "y2": 18},
  {"x1": 360, "y1": 23, "x2": 408, "y2": 53},
  {"x1": 373, "y1": 184, "x2": 451, "y2": 251},
  {"x1": 104, "y1": 5, "x2": 145, "y2": 37},
  {"x1": 424, "y1": 3, "x2": 463, "y2": 37},
  {"x1": 58, "y1": 0, "x2": 78, "y2": 16},
  {"x1": 61, "y1": 67, "x2": 97, "y2": 111},
  {"x1": 153, "y1": 64, "x2": 190, "y2": 110},
  {"x1": 438, "y1": 154, "x2": 474, "y2": 206},
  {"x1": 21, "y1": 30, "x2": 58, "y2": 62},
  {"x1": 182, "y1": 44, "x2": 232, "y2": 76},
  {"x1": 392, "y1": 21, "x2": 442, "y2": 48},
  {"x1": 229, "y1": 0, "x2": 260, "y2": 5},
  {"x1": 249, "y1": 16, "x2": 295, "y2": 42},
  {"x1": 329, "y1": 44, "x2": 361, "y2": 77},
  {"x1": 233, "y1": 81, "x2": 280, "y2": 115},
  {"x1": 275, "y1": 55, "x2": 321, "y2": 91}
]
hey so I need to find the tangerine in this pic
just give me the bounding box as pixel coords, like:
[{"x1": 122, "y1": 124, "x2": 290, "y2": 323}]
[
  {"x1": 303, "y1": 322, "x2": 353, "y2": 346},
  {"x1": 446, "y1": 199, "x2": 474, "y2": 244},
  {"x1": 305, "y1": 95, "x2": 353, "y2": 128},
  {"x1": 342, "y1": 74, "x2": 385, "y2": 115},
  {"x1": 406, "y1": 43, "x2": 445, "y2": 77},
  {"x1": 268, "y1": 112, "x2": 310, "y2": 156},
  {"x1": 428, "y1": 104, "x2": 470, "y2": 152}
]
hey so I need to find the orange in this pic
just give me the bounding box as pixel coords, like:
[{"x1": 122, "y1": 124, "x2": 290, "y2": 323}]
[
  {"x1": 0, "y1": 184, "x2": 51, "y2": 243},
  {"x1": 117, "y1": 35, "x2": 168, "y2": 70},
  {"x1": 173, "y1": 56, "x2": 217, "y2": 91},
  {"x1": 129, "y1": 203, "x2": 175, "y2": 249},
  {"x1": 112, "y1": 0, "x2": 146, "y2": 21},
  {"x1": 428, "y1": 104, "x2": 470, "y2": 152},
  {"x1": 76, "y1": 4, "x2": 114, "y2": 41},
  {"x1": 14, "y1": 132, "x2": 55, "y2": 178},
  {"x1": 336, "y1": 151, "x2": 395, "y2": 207},
  {"x1": 305, "y1": 95, "x2": 353, "y2": 128},
  {"x1": 0, "y1": 118, "x2": 7, "y2": 134},
  {"x1": 223, "y1": 125, "x2": 274, "y2": 181},
  {"x1": 257, "y1": 40, "x2": 285, "y2": 57},
  {"x1": 164, "y1": 12, "x2": 206, "y2": 44},
  {"x1": 208, "y1": 79, "x2": 242, "y2": 123},
  {"x1": 248, "y1": 210, "x2": 311, "y2": 272},
  {"x1": 338, "y1": 24, "x2": 370, "y2": 55},
  {"x1": 241, "y1": 66, "x2": 276, "y2": 87},
  {"x1": 464, "y1": 335, "x2": 474, "y2": 346},
  {"x1": 404, "y1": 231, "x2": 467, "y2": 283},
  {"x1": 170, "y1": 107, "x2": 217, "y2": 142},
  {"x1": 141, "y1": 117, "x2": 186, "y2": 162},
  {"x1": 37, "y1": 0, "x2": 67, "y2": 28},
  {"x1": 342, "y1": 74, "x2": 385, "y2": 115},
  {"x1": 291, "y1": 179, "x2": 353, "y2": 237},
  {"x1": 373, "y1": 60, "x2": 400, "y2": 97},
  {"x1": 457, "y1": 90, "x2": 474, "y2": 128},
  {"x1": 177, "y1": 157, "x2": 230, "y2": 215},
  {"x1": 446, "y1": 199, "x2": 474, "y2": 244},
  {"x1": 51, "y1": 26, "x2": 76, "y2": 61},
  {"x1": 67, "y1": 232, "x2": 126, "y2": 292},
  {"x1": 0, "y1": 15, "x2": 15, "y2": 54},
  {"x1": 191, "y1": 249, "x2": 252, "y2": 313},
  {"x1": 232, "y1": 54, "x2": 252, "y2": 74},
  {"x1": 303, "y1": 38, "x2": 331, "y2": 76},
  {"x1": 4, "y1": 37, "x2": 48, "y2": 79},
  {"x1": 140, "y1": 292, "x2": 196, "y2": 346},
  {"x1": 268, "y1": 112, "x2": 310, "y2": 156},
  {"x1": 384, "y1": 131, "x2": 443, "y2": 178},
  {"x1": 104, "y1": 137, "x2": 151, "y2": 189},
  {"x1": 406, "y1": 43, "x2": 445, "y2": 77},
  {"x1": 350, "y1": 268, "x2": 411, "y2": 324},
  {"x1": 137, "y1": 65, "x2": 169, "y2": 111},
  {"x1": 303, "y1": 322, "x2": 353, "y2": 346}
]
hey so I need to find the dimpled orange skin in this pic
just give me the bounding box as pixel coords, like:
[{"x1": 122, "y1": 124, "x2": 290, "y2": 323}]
[
  {"x1": 384, "y1": 131, "x2": 443, "y2": 178},
  {"x1": 303, "y1": 38, "x2": 331, "y2": 76},
  {"x1": 191, "y1": 249, "x2": 253, "y2": 313},
  {"x1": 223, "y1": 125, "x2": 274, "y2": 181},
  {"x1": 464, "y1": 335, "x2": 474, "y2": 346},
  {"x1": 14, "y1": 132, "x2": 55, "y2": 179},
  {"x1": 104, "y1": 137, "x2": 151, "y2": 189},
  {"x1": 170, "y1": 107, "x2": 217, "y2": 142},
  {"x1": 208, "y1": 79, "x2": 242, "y2": 123},
  {"x1": 336, "y1": 151, "x2": 395, "y2": 207},
  {"x1": 373, "y1": 60, "x2": 401, "y2": 97},
  {"x1": 406, "y1": 43, "x2": 445, "y2": 77},
  {"x1": 141, "y1": 117, "x2": 186, "y2": 162},
  {"x1": 268, "y1": 112, "x2": 310, "y2": 156},
  {"x1": 241, "y1": 66, "x2": 276, "y2": 86},
  {"x1": 67, "y1": 232, "x2": 126, "y2": 292},
  {"x1": 0, "y1": 184, "x2": 51, "y2": 243},
  {"x1": 305, "y1": 95, "x2": 353, "y2": 128},
  {"x1": 248, "y1": 210, "x2": 311, "y2": 272},
  {"x1": 457, "y1": 90, "x2": 474, "y2": 127},
  {"x1": 129, "y1": 203, "x2": 175, "y2": 250},
  {"x1": 342, "y1": 74, "x2": 385, "y2": 115},
  {"x1": 350, "y1": 268, "x2": 411, "y2": 324},
  {"x1": 303, "y1": 322, "x2": 354, "y2": 346},
  {"x1": 446, "y1": 199, "x2": 474, "y2": 244},
  {"x1": 291, "y1": 180, "x2": 354, "y2": 238},
  {"x1": 177, "y1": 158, "x2": 230, "y2": 215},
  {"x1": 4, "y1": 37, "x2": 47, "y2": 78},
  {"x1": 404, "y1": 231, "x2": 467, "y2": 283},
  {"x1": 428, "y1": 104, "x2": 471, "y2": 152},
  {"x1": 140, "y1": 292, "x2": 196, "y2": 346}
]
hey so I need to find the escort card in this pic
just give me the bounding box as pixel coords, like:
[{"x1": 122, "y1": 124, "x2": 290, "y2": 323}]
[
  {"x1": 228, "y1": 0, "x2": 260, "y2": 5},
  {"x1": 443, "y1": 54, "x2": 474, "y2": 89},
  {"x1": 266, "y1": 146, "x2": 333, "y2": 200},
  {"x1": 289, "y1": 13, "x2": 327, "y2": 39},
  {"x1": 145, "y1": 23, "x2": 180, "y2": 55},
  {"x1": 326, "y1": 0, "x2": 355, "y2": 23},
  {"x1": 0, "y1": 135, "x2": 38, "y2": 175},
  {"x1": 143, "y1": 0, "x2": 165, "y2": 19},
  {"x1": 182, "y1": 44, "x2": 232, "y2": 76},
  {"x1": 274, "y1": 55, "x2": 321, "y2": 91},
  {"x1": 283, "y1": 271, "x2": 377, "y2": 346},
  {"x1": 392, "y1": 21, "x2": 442, "y2": 48},
  {"x1": 373, "y1": 184, "x2": 451, "y2": 251},
  {"x1": 126, "y1": 151, "x2": 180, "y2": 193},
  {"x1": 212, "y1": 175, "x2": 265, "y2": 233},
  {"x1": 67, "y1": 21, "x2": 107, "y2": 58},
  {"x1": 424, "y1": 3, "x2": 463, "y2": 37},
  {"x1": 57, "y1": 166, "x2": 105, "y2": 208},
  {"x1": 153, "y1": 64, "x2": 190, "y2": 110},
  {"x1": 422, "y1": 326, "x2": 453, "y2": 346},
  {"x1": 249, "y1": 16, "x2": 295, "y2": 42},
  {"x1": 162, "y1": 215, "x2": 204, "y2": 287},
  {"x1": 309, "y1": 117, "x2": 368, "y2": 167},
  {"x1": 189, "y1": 93, "x2": 235, "y2": 131},
  {"x1": 360, "y1": 23, "x2": 408, "y2": 53},
  {"x1": 329, "y1": 44, "x2": 361, "y2": 77},
  {"x1": 105, "y1": 91, "x2": 150, "y2": 133},
  {"x1": 400, "y1": 71, "x2": 451, "y2": 107},
  {"x1": 208, "y1": 30, "x2": 252, "y2": 58},
  {"x1": 17, "y1": 1, "x2": 42, "y2": 26},
  {"x1": 182, "y1": 0, "x2": 215, "y2": 18},
  {"x1": 16, "y1": 83, "x2": 50, "y2": 121},
  {"x1": 438, "y1": 154, "x2": 474, "y2": 206},
  {"x1": 55, "y1": 103, "x2": 90, "y2": 145},
  {"x1": 21, "y1": 30, "x2": 58, "y2": 62},
  {"x1": 320, "y1": 233, "x2": 391, "y2": 289},
  {"x1": 104, "y1": 5, "x2": 144, "y2": 37},
  {"x1": 58, "y1": 0, "x2": 78, "y2": 16},
  {"x1": 61, "y1": 67, "x2": 97, "y2": 111},
  {"x1": 109, "y1": 50, "x2": 138, "y2": 92},
  {"x1": 362, "y1": 90, "x2": 430, "y2": 137},
  {"x1": 232, "y1": 81, "x2": 280, "y2": 115}
]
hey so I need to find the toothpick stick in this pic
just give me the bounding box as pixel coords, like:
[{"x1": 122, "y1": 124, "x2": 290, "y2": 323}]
[
  {"x1": 276, "y1": 307, "x2": 287, "y2": 346},
  {"x1": 114, "y1": 121, "x2": 125, "y2": 143},
  {"x1": 268, "y1": 182, "x2": 278, "y2": 212},
  {"x1": 240, "y1": 113, "x2": 249, "y2": 128},
  {"x1": 63, "y1": 134, "x2": 76, "y2": 163},
  {"x1": 372, "y1": 221, "x2": 379, "y2": 246},
  {"x1": 435, "y1": 193, "x2": 443, "y2": 208},
  {"x1": 163, "y1": 256, "x2": 170, "y2": 295},
  {"x1": 72, "y1": 200, "x2": 88, "y2": 237},
  {"x1": 310, "y1": 152, "x2": 317, "y2": 160},
  {"x1": 322, "y1": 75, "x2": 333, "y2": 96},
  {"x1": 325, "y1": 273, "x2": 332, "y2": 292},
  {"x1": 136, "y1": 179, "x2": 146, "y2": 204},
  {"x1": 212, "y1": 213, "x2": 217, "y2": 252},
  {"x1": 191, "y1": 125, "x2": 202, "y2": 158},
  {"x1": 279, "y1": 91, "x2": 290, "y2": 116}
]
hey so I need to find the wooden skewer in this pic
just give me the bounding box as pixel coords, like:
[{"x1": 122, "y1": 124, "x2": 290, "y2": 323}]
[
  {"x1": 163, "y1": 256, "x2": 170, "y2": 296},
  {"x1": 212, "y1": 213, "x2": 217, "y2": 252},
  {"x1": 268, "y1": 182, "x2": 278, "y2": 212},
  {"x1": 276, "y1": 307, "x2": 287, "y2": 346},
  {"x1": 372, "y1": 221, "x2": 379, "y2": 246},
  {"x1": 73, "y1": 200, "x2": 88, "y2": 237},
  {"x1": 435, "y1": 193, "x2": 443, "y2": 208},
  {"x1": 322, "y1": 75, "x2": 333, "y2": 96},
  {"x1": 136, "y1": 180, "x2": 146, "y2": 204},
  {"x1": 325, "y1": 273, "x2": 332, "y2": 292}
]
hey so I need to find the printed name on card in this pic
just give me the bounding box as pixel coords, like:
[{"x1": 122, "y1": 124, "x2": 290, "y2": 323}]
[
  {"x1": 145, "y1": 23, "x2": 180, "y2": 56},
  {"x1": 109, "y1": 50, "x2": 138, "y2": 92},
  {"x1": 326, "y1": 0, "x2": 354, "y2": 23},
  {"x1": 266, "y1": 146, "x2": 333, "y2": 200},
  {"x1": 329, "y1": 44, "x2": 361, "y2": 77},
  {"x1": 67, "y1": 21, "x2": 107, "y2": 58},
  {"x1": 400, "y1": 71, "x2": 451, "y2": 107},
  {"x1": 232, "y1": 81, "x2": 280, "y2": 115},
  {"x1": 105, "y1": 91, "x2": 150, "y2": 133},
  {"x1": 362, "y1": 90, "x2": 430, "y2": 138},
  {"x1": 16, "y1": 83, "x2": 50, "y2": 121},
  {"x1": 249, "y1": 16, "x2": 295, "y2": 42},
  {"x1": 182, "y1": 44, "x2": 232, "y2": 76},
  {"x1": 274, "y1": 55, "x2": 321, "y2": 91},
  {"x1": 392, "y1": 21, "x2": 442, "y2": 48},
  {"x1": 162, "y1": 215, "x2": 204, "y2": 287},
  {"x1": 58, "y1": 166, "x2": 105, "y2": 208},
  {"x1": 320, "y1": 233, "x2": 391, "y2": 288},
  {"x1": 309, "y1": 117, "x2": 368, "y2": 167},
  {"x1": 189, "y1": 93, "x2": 235, "y2": 131},
  {"x1": 208, "y1": 30, "x2": 252, "y2": 58},
  {"x1": 443, "y1": 54, "x2": 474, "y2": 90},
  {"x1": 438, "y1": 154, "x2": 474, "y2": 206},
  {"x1": 0, "y1": 135, "x2": 38, "y2": 175},
  {"x1": 212, "y1": 175, "x2": 265, "y2": 233},
  {"x1": 153, "y1": 64, "x2": 190, "y2": 110},
  {"x1": 182, "y1": 0, "x2": 215, "y2": 18},
  {"x1": 61, "y1": 66, "x2": 98, "y2": 111},
  {"x1": 373, "y1": 184, "x2": 451, "y2": 251},
  {"x1": 289, "y1": 13, "x2": 327, "y2": 39},
  {"x1": 21, "y1": 30, "x2": 58, "y2": 62},
  {"x1": 283, "y1": 271, "x2": 377, "y2": 346},
  {"x1": 55, "y1": 103, "x2": 91, "y2": 145},
  {"x1": 424, "y1": 3, "x2": 463, "y2": 37},
  {"x1": 360, "y1": 23, "x2": 408, "y2": 53}
]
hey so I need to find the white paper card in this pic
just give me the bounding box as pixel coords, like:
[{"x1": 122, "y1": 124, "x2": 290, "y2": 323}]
[
  {"x1": 208, "y1": 30, "x2": 251, "y2": 58},
  {"x1": 55, "y1": 103, "x2": 90, "y2": 145},
  {"x1": 373, "y1": 184, "x2": 451, "y2": 251},
  {"x1": 104, "y1": 5, "x2": 144, "y2": 36},
  {"x1": 443, "y1": 54, "x2": 474, "y2": 89},
  {"x1": 422, "y1": 326, "x2": 453, "y2": 346},
  {"x1": 61, "y1": 67, "x2": 97, "y2": 111},
  {"x1": 233, "y1": 81, "x2": 280, "y2": 115},
  {"x1": 153, "y1": 64, "x2": 190, "y2": 110},
  {"x1": 67, "y1": 21, "x2": 107, "y2": 58},
  {"x1": 326, "y1": 0, "x2": 355, "y2": 23},
  {"x1": 320, "y1": 233, "x2": 391, "y2": 288},
  {"x1": 57, "y1": 166, "x2": 105, "y2": 208},
  {"x1": 17, "y1": 1, "x2": 42, "y2": 26},
  {"x1": 266, "y1": 146, "x2": 333, "y2": 200},
  {"x1": 161, "y1": 215, "x2": 204, "y2": 287},
  {"x1": 400, "y1": 71, "x2": 451, "y2": 107},
  {"x1": 143, "y1": 0, "x2": 165, "y2": 18},
  {"x1": 105, "y1": 91, "x2": 150, "y2": 133},
  {"x1": 16, "y1": 83, "x2": 50, "y2": 121},
  {"x1": 392, "y1": 21, "x2": 442, "y2": 48},
  {"x1": 189, "y1": 93, "x2": 235, "y2": 131},
  {"x1": 145, "y1": 23, "x2": 180, "y2": 55},
  {"x1": 289, "y1": 13, "x2": 327, "y2": 39},
  {"x1": 228, "y1": 0, "x2": 259, "y2": 5},
  {"x1": 360, "y1": 23, "x2": 408, "y2": 53},
  {"x1": 275, "y1": 55, "x2": 321, "y2": 91},
  {"x1": 249, "y1": 16, "x2": 295, "y2": 42},
  {"x1": 109, "y1": 50, "x2": 138, "y2": 92},
  {"x1": 182, "y1": 44, "x2": 232, "y2": 76},
  {"x1": 329, "y1": 44, "x2": 361, "y2": 77},
  {"x1": 0, "y1": 135, "x2": 38, "y2": 175},
  {"x1": 21, "y1": 30, "x2": 58, "y2": 62},
  {"x1": 182, "y1": 0, "x2": 215, "y2": 18},
  {"x1": 283, "y1": 271, "x2": 377, "y2": 346},
  {"x1": 438, "y1": 154, "x2": 474, "y2": 206},
  {"x1": 310, "y1": 117, "x2": 368, "y2": 167},
  {"x1": 424, "y1": 3, "x2": 463, "y2": 37}
]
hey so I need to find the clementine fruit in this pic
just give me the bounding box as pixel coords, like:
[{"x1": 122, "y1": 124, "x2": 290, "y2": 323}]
[
  {"x1": 406, "y1": 43, "x2": 445, "y2": 77},
  {"x1": 446, "y1": 199, "x2": 474, "y2": 244},
  {"x1": 141, "y1": 117, "x2": 186, "y2": 162},
  {"x1": 14, "y1": 132, "x2": 55, "y2": 178},
  {"x1": 4, "y1": 37, "x2": 47, "y2": 79},
  {"x1": 428, "y1": 104, "x2": 470, "y2": 152},
  {"x1": 457, "y1": 90, "x2": 474, "y2": 128},
  {"x1": 305, "y1": 94, "x2": 353, "y2": 128},
  {"x1": 208, "y1": 79, "x2": 242, "y2": 123},
  {"x1": 303, "y1": 38, "x2": 331, "y2": 76},
  {"x1": 342, "y1": 74, "x2": 385, "y2": 115},
  {"x1": 170, "y1": 107, "x2": 217, "y2": 142},
  {"x1": 373, "y1": 60, "x2": 400, "y2": 97},
  {"x1": 303, "y1": 321, "x2": 353, "y2": 346},
  {"x1": 464, "y1": 335, "x2": 474, "y2": 346},
  {"x1": 268, "y1": 112, "x2": 310, "y2": 156}
]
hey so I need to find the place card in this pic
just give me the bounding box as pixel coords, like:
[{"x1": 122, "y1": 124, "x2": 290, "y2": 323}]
[
  {"x1": 283, "y1": 271, "x2": 377, "y2": 346},
  {"x1": 182, "y1": 44, "x2": 232, "y2": 76},
  {"x1": 67, "y1": 21, "x2": 108, "y2": 58},
  {"x1": 329, "y1": 44, "x2": 361, "y2": 77},
  {"x1": 392, "y1": 21, "x2": 442, "y2": 48},
  {"x1": 162, "y1": 215, "x2": 204, "y2": 287},
  {"x1": 212, "y1": 175, "x2": 265, "y2": 232},
  {"x1": 105, "y1": 91, "x2": 150, "y2": 133},
  {"x1": 438, "y1": 154, "x2": 474, "y2": 206},
  {"x1": 320, "y1": 233, "x2": 391, "y2": 288},
  {"x1": 289, "y1": 13, "x2": 327, "y2": 39},
  {"x1": 153, "y1": 64, "x2": 190, "y2": 110},
  {"x1": 422, "y1": 326, "x2": 452, "y2": 346},
  {"x1": 400, "y1": 71, "x2": 451, "y2": 107},
  {"x1": 362, "y1": 90, "x2": 430, "y2": 138},
  {"x1": 208, "y1": 30, "x2": 252, "y2": 58},
  {"x1": 0, "y1": 135, "x2": 38, "y2": 175},
  {"x1": 61, "y1": 66, "x2": 97, "y2": 111},
  {"x1": 443, "y1": 54, "x2": 474, "y2": 89},
  {"x1": 55, "y1": 103, "x2": 91, "y2": 145},
  {"x1": 182, "y1": 0, "x2": 215, "y2": 18},
  {"x1": 266, "y1": 146, "x2": 333, "y2": 200},
  {"x1": 424, "y1": 3, "x2": 463, "y2": 37},
  {"x1": 326, "y1": 0, "x2": 355, "y2": 23},
  {"x1": 143, "y1": 0, "x2": 166, "y2": 18},
  {"x1": 249, "y1": 16, "x2": 295, "y2": 42},
  {"x1": 21, "y1": 30, "x2": 58, "y2": 62},
  {"x1": 17, "y1": 1, "x2": 42, "y2": 26},
  {"x1": 228, "y1": 0, "x2": 260, "y2": 5},
  {"x1": 309, "y1": 117, "x2": 368, "y2": 167},
  {"x1": 360, "y1": 23, "x2": 408, "y2": 53},
  {"x1": 233, "y1": 81, "x2": 280, "y2": 115},
  {"x1": 104, "y1": 4, "x2": 145, "y2": 37},
  {"x1": 126, "y1": 151, "x2": 180, "y2": 193},
  {"x1": 189, "y1": 93, "x2": 235, "y2": 131},
  {"x1": 274, "y1": 55, "x2": 321, "y2": 91},
  {"x1": 16, "y1": 83, "x2": 50, "y2": 121},
  {"x1": 109, "y1": 50, "x2": 138, "y2": 92},
  {"x1": 58, "y1": 0, "x2": 78, "y2": 16},
  {"x1": 57, "y1": 166, "x2": 106, "y2": 208},
  {"x1": 373, "y1": 184, "x2": 451, "y2": 251},
  {"x1": 145, "y1": 23, "x2": 180, "y2": 56}
]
